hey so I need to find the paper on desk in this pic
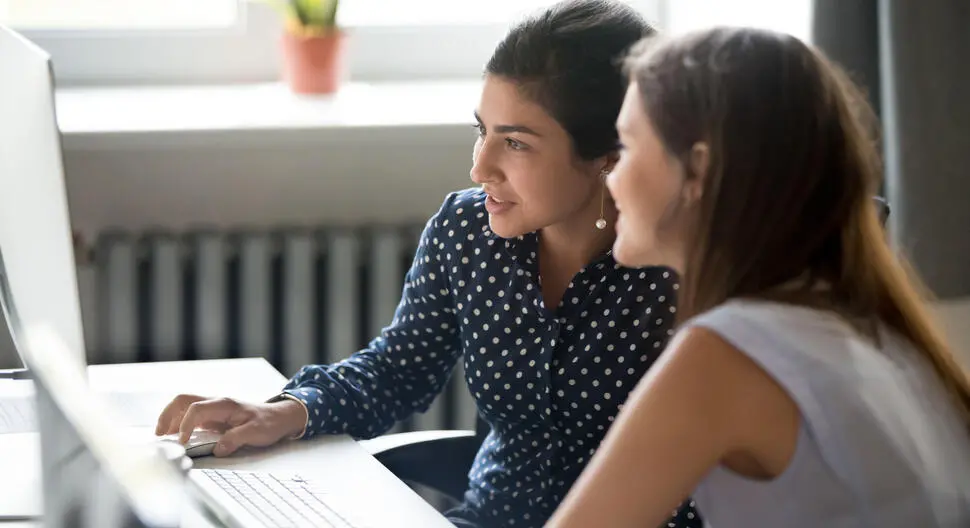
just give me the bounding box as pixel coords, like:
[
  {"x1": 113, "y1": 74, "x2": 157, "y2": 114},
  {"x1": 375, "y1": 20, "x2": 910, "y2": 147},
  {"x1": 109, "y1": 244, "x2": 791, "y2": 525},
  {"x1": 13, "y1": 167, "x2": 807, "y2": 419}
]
[
  {"x1": 0, "y1": 380, "x2": 175, "y2": 434},
  {"x1": 0, "y1": 432, "x2": 43, "y2": 518},
  {"x1": 0, "y1": 381, "x2": 37, "y2": 434},
  {"x1": 0, "y1": 380, "x2": 34, "y2": 398}
]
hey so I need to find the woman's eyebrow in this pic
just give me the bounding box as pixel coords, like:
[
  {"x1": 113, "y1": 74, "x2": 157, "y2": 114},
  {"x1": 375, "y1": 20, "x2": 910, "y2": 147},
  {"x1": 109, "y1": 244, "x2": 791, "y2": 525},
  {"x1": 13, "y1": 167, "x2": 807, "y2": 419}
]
[{"x1": 474, "y1": 111, "x2": 543, "y2": 137}]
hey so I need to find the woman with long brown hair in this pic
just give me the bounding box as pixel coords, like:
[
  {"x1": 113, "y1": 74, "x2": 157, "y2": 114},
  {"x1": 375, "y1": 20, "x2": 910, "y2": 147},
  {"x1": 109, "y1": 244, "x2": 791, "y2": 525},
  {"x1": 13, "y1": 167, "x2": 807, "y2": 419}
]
[{"x1": 547, "y1": 27, "x2": 970, "y2": 527}]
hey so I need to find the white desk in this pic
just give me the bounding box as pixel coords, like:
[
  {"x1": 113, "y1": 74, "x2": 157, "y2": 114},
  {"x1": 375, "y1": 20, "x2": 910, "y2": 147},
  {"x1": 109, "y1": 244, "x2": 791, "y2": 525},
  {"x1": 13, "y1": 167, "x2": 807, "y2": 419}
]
[{"x1": 0, "y1": 358, "x2": 453, "y2": 527}]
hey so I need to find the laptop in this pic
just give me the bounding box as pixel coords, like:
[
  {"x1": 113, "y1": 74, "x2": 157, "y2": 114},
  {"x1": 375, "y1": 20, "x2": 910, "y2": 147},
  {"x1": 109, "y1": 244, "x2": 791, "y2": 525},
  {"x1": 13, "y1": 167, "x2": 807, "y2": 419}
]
[{"x1": 23, "y1": 323, "x2": 384, "y2": 528}]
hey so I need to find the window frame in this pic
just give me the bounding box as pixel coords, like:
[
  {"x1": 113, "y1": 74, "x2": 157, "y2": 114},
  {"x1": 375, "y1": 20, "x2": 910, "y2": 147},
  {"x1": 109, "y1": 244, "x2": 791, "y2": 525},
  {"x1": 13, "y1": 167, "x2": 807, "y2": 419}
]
[{"x1": 15, "y1": 0, "x2": 664, "y2": 86}]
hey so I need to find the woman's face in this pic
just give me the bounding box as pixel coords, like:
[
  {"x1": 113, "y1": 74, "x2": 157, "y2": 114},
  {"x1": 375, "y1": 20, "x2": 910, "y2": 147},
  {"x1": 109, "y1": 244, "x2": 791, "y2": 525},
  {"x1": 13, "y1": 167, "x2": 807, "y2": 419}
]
[
  {"x1": 608, "y1": 83, "x2": 691, "y2": 271},
  {"x1": 470, "y1": 75, "x2": 606, "y2": 239}
]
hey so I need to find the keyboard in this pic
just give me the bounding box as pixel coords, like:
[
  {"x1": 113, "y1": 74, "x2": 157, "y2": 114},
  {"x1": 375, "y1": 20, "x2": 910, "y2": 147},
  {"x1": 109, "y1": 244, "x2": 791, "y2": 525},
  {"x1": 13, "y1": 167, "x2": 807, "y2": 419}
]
[{"x1": 198, "y1": 469, "x2": 356, "y2": 528}]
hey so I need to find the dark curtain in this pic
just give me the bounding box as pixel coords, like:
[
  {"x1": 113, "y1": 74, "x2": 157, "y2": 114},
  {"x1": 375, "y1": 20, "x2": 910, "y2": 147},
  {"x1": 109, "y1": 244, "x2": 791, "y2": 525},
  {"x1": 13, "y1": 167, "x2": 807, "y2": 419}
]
[{"x1": 812, "y1": 0, "x2": 970, "y2": 301}]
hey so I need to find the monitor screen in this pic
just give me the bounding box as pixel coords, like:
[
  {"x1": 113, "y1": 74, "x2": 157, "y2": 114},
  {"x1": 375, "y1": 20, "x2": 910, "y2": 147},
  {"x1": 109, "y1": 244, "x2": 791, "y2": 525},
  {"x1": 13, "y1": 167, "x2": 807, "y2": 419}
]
[{"x1": 0, "y1": 25, "x2": 87, "y2": 371}]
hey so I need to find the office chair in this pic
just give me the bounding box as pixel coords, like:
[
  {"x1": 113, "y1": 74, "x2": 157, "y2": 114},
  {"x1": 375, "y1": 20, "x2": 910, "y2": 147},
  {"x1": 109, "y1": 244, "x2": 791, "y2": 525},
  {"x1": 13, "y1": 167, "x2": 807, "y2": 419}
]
[
  {"x1": 370, "y1": 196, "x2": 892, "y2": 504},
  {"x1": 874, "y1": 196, "x2": 890, "y2": 225},
  {"x1": 367, "y1": 417, "x2": 488, "y2": 504}
]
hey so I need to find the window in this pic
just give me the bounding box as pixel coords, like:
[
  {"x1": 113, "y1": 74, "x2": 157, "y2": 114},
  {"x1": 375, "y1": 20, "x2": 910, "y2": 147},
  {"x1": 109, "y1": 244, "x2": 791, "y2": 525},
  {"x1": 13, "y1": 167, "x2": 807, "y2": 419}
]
[
  {"x1": 1, "y1": 0, "x2": 812, "y2": 86},
  {"x1": 339, "y1": 1, "x2": 578, "y2": 27},
  {"x1": 0, "y1": 0, "x2": 237, "y2": 30},
  {"x1": 663, "y1": 0, "x2": 813, "y2": 42},
  {"x1": 3, "y1": 0, "x2": 662, "y2": 86}
]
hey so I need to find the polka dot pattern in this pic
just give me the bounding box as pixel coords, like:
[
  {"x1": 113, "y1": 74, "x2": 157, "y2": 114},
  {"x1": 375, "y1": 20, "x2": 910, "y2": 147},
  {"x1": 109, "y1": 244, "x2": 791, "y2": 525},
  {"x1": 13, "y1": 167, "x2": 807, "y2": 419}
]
[{"x1": 282, "y1": 189, "x2": 700, "y2": 527}]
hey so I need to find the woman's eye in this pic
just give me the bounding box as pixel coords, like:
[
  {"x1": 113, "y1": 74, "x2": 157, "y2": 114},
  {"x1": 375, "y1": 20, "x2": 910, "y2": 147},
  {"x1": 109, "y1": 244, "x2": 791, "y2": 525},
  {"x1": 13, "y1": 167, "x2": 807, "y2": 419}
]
[
  {"x1": 472, "y1": 124, "x2": 486, "y2": 137},
  {"x1": 505, "y1": 138, "x2": 526, "y2": 150}
]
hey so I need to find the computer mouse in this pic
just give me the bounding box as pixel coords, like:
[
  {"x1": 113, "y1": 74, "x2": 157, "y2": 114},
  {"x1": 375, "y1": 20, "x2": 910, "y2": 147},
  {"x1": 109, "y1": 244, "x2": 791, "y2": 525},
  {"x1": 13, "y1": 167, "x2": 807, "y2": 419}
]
[{"x1": 159, "y1": 429, "x2": 223, "y2": 458}]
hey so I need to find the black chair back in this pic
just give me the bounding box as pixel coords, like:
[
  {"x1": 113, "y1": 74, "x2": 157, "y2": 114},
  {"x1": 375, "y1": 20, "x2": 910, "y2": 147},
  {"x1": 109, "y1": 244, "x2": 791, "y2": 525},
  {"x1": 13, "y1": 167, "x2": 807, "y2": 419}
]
[
  {"x1": 474, "y1": 416, "x2": 490, "y2": 446},
  {"x1": 874, "y1": 196, "x2": 891, "y2": 226}
]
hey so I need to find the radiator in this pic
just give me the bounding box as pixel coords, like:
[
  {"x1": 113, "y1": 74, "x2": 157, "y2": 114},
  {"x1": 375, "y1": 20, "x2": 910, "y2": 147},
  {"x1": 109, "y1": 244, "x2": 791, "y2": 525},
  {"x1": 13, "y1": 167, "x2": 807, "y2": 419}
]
[{"x1": 76, "y1": 226, "x2": 479, "y2": 435}]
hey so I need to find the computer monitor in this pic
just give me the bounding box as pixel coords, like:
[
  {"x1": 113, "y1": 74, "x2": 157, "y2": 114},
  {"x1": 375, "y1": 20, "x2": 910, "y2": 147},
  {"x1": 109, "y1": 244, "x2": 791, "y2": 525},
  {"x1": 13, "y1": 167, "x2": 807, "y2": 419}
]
[
  {"x1": 0, "y1": 25, "x2": 185, "y2": 527},
  {"x1": 21, "y1": 323, "x2": 187, "y2": 528},
  {"x1": 0, "y1": 24, "x2": 87, "y2": 371}
]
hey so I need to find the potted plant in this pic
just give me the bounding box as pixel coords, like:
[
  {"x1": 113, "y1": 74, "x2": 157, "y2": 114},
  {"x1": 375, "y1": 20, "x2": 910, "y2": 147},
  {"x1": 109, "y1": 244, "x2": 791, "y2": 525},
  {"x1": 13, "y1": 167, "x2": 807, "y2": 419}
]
[{"x1": 271, "y1": 0, "x2": 346, "y2": 94}]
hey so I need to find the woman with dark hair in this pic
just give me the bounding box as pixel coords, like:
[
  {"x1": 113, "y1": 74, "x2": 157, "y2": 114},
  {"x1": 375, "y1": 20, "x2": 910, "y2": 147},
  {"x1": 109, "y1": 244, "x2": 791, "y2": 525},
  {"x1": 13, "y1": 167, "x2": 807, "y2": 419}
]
[
  {"x1": 155, "y1": 2, "x2": 702, "y2": 527},
  {"x1": 548, "y1": 26, "x2": 970, "y2": 527}
]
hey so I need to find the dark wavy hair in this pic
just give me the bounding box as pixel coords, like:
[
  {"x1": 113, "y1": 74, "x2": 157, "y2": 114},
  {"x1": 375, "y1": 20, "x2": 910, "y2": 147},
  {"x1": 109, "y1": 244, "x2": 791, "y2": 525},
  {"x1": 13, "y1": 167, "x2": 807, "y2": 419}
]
[{"x1": 486, "y1": 0, "x2": 655, "y2": 160}]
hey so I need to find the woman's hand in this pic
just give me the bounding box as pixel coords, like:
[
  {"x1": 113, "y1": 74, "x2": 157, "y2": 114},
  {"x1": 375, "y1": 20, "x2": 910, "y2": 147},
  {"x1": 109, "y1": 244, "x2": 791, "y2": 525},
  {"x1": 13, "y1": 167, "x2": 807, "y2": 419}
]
[{"x1": 155, "y1": 394, "x2": 308, "y2": 457}]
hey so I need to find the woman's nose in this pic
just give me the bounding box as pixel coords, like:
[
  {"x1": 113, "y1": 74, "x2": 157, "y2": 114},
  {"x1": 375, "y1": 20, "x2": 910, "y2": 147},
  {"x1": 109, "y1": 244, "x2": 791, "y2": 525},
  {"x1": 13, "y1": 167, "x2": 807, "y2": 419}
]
[{"x1": 470, "y1": 139, "x2": 500, "y2": 185}]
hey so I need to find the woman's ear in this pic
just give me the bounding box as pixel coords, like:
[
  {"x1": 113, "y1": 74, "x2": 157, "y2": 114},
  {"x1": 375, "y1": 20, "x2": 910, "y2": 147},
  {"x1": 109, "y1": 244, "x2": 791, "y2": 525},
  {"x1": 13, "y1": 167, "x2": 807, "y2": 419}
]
[
  {"x1": 597, "y1": 151, "x2": 622, "y2": 175},
  {"x1": 685, "y1": 142, "x2": 710, "y2": 203}
]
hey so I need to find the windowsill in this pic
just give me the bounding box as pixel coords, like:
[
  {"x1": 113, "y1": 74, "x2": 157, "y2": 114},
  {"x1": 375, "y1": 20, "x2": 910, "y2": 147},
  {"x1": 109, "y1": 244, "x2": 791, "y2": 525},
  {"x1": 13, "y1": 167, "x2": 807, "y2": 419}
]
[{"x1": 55, "y1": 80, "x2": 483, "y2": 151}]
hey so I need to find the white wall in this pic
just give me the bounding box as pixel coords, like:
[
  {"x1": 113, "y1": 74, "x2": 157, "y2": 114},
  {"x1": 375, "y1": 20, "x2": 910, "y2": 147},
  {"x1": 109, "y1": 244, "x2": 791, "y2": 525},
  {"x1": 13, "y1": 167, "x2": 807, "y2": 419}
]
[{"x1": 63, "y1": 127, "x2": 475, "y2": 242}]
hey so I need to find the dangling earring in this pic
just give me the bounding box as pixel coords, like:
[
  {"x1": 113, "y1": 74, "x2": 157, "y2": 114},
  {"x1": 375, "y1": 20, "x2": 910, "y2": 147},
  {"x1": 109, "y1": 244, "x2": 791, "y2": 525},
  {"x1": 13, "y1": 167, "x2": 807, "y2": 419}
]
[{"x1": 595, "y1": 169, "x2": 609, "y2": 230}]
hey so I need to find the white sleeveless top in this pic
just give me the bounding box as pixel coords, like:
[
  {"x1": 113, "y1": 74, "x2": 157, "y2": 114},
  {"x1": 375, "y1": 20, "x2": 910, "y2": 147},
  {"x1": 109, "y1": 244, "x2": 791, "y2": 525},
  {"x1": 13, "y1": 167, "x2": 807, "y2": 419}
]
[{"x1": 684, "y1": 300, "x2": 970, "y2": 527}]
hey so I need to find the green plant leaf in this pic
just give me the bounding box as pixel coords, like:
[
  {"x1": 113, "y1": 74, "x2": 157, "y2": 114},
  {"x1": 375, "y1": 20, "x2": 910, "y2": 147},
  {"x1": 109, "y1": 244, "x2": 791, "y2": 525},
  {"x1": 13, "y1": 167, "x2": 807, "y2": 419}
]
[
  {"x1": 294, "y1": 0, "x2": 338, "y2": 27},
  {"x1": 325, "y1": 0, "x2": 340, "y2": 27}
]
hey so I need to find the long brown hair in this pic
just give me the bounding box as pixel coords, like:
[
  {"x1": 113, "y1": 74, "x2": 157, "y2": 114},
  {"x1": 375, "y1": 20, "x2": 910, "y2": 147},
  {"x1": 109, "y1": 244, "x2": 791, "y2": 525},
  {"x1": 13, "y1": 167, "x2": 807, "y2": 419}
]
[{"x1": 625, "y1": 27, "x2": 970, "y2": 423}]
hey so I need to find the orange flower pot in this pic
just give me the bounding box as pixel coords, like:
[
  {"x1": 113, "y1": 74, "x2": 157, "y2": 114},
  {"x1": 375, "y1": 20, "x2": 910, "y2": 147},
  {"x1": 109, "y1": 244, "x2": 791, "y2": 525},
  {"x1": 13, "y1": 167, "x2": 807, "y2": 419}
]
[{"x1": 280, "y1": 29, "x2": 347, "y2": 95}]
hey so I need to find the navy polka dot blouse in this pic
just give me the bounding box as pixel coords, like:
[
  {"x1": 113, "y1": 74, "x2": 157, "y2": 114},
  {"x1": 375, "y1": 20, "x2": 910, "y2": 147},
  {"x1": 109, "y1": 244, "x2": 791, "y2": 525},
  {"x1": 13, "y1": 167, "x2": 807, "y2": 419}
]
[{"x1": 282, "y1": 188, "x2": 702, "y2": 527}]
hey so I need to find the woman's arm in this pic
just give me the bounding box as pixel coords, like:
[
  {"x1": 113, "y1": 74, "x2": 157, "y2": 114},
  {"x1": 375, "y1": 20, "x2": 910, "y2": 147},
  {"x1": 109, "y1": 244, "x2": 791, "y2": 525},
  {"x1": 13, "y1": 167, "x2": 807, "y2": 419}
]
[
  {"x1": 280, "y1": 194, "x2": 463, "y2": 440},
  {"x1": 547, "y1": 326, "x2": 798, "y2": 527}
]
